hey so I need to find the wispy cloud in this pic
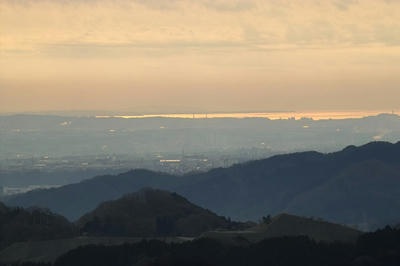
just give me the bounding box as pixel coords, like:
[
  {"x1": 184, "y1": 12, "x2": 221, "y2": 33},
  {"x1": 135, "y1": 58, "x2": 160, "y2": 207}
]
[
  {"x1": 2, "y1": 0, "x2": 400, "y2": 56},
  {"x1": 333, "y1": 0, "x2": 357, "y2": 11},
  {"x1": 1, "y1": 0, "x2": 400, "y2": 113}
]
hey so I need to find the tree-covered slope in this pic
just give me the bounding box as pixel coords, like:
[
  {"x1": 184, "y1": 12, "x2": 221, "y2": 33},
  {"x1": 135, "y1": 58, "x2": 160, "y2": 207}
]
[
  {"x1": 77, "y1": 188, "x2": 233, "y2": 237},
  {"x1": 0, "y1": 202, "x2": 76, "y2": 249}
]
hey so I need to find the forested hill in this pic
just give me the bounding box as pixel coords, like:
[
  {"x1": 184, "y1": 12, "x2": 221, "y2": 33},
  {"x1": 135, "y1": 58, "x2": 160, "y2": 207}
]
[
  {"x1": 5, "y1": 141, "x2": 400, "y2": 229},
  {"x1": 77, "y1": 188, "x2": 236, "y2": 237},
  {"x1": 0, "y1": 202, "x2": 76, "y2": 249}
]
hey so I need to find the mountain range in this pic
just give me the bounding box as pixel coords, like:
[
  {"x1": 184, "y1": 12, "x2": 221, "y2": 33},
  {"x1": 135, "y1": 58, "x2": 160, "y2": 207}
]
[
  {"x1": 0, "y1": 189, "x2": 361, "y2": 264},
  {"x1": 4, "y1": 141, "x2": 400, "y2": 229}
]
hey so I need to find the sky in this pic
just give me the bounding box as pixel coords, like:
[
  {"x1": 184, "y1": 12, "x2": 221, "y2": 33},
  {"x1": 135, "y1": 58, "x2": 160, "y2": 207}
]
[{"x1": 1, "y1": 0, "x2": 400, "y2": 114}]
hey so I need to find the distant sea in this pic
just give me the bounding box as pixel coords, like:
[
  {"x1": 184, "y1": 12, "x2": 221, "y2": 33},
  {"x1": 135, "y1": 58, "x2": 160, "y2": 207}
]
[{"x1": 96, "y1": 110, "x2": 399, "y2": 120}]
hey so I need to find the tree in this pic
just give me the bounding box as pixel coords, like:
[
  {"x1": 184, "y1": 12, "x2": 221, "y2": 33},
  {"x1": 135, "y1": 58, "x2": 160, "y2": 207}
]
[{"x1": 262, "y1": 215, "x2": 272, "y2": 225}]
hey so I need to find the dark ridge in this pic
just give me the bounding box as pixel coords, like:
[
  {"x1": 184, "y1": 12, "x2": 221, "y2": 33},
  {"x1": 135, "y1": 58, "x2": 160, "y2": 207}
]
[
  {"x1": 8, "y1": 226, "x2": 400, "y2": 266},
  {"x1": 0, "y1": 202, "x2": 76, "y2": 250},
  {"x1": 77, "y1": 188, "x2": 235, "y2": 237},
  {"x1": 203, "y1": 213, "x2": 361, "y2": 244}
]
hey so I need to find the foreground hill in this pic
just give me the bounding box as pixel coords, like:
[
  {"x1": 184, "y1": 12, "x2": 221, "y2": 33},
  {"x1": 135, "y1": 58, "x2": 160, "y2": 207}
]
[
  {"x1": 254, "y1": 213, "x2": 361, "y2": 242},
  {"x1": 0, "y1": 213, "x2": 360, "y2": 264},
  {"x1": 0, "y1": 189, "x2": 235, "y2": 264},
  {"x1": 77, "y1": 189, "x2": 234, "y2": 237},
  {"x1": 0, "y1": 203, "x2": 76, "y2": 249},
  {"x1": 203, "y1": 213, "x2": 361, "y2": 244},
  {"x1": 5, "y1": 141, "x2": 400, "y2": 229},
  {"x1": 4, "y1": 227, "x2": 400, "y2": 266},
  {"x1": 0, "y1": 236, "x2": 188, "y2": 264}
]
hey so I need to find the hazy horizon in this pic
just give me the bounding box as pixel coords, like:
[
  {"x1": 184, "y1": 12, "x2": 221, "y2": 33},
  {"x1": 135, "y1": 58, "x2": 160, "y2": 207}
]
[{"x1": 1, "y1": 109, "x2": 399, "y2": 120}]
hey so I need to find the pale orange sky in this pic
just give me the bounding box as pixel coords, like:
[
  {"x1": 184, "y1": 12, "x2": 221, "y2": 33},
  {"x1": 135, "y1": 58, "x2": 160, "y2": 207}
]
[{"x1": 1, "y1": 0, "x2": 400, "y2": 114}]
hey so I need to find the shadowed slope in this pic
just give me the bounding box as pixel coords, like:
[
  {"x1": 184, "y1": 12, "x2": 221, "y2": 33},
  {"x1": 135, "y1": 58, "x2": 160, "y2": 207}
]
[
  {"x1": 77, "y1": 189, "x2": 233, "y2": 237},
  {"x1": 255, "y1": 213, "x2": 361, "y2": 242},
  {"x1": 202, "y1": 213, "x2": 361, "y2": 244},
  {"x1": 0, "y1": 202, "x2": 76, "y2": 250}
]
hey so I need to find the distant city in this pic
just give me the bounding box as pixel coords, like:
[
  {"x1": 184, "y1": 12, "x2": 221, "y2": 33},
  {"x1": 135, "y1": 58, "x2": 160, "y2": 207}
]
[
  {"x1": 1, "y1": 112, "x2": 400, "y2": 196},
  {"x1": 0, "y1": 149, "x2": 276, "y2": 196}
]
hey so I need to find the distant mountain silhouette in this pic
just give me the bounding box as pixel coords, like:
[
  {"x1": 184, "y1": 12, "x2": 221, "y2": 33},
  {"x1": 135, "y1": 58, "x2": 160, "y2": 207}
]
[
  {"x1": 5, "y1": 170, "x2": 183, "y2": 221},
  {"x1": 285, "y1": 160, "x2": 400, "y2": 228},
  {"x1": 77, "y1": 188, "x2": 234, "y2": 237},
  {"x1": 178, "y1": 141, "x2": 400, "y2": 229},
  {"x1": 5, "y1": 141, "x2": 400, "y2": 229},
  {"x1": 0, "y1": 202, "x2": 75, "y2": 249}
]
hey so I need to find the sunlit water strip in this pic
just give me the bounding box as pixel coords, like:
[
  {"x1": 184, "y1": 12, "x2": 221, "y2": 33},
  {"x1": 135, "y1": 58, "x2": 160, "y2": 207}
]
[{"x1": 96, "y1": 111, "x2": 398, "y2": 120}]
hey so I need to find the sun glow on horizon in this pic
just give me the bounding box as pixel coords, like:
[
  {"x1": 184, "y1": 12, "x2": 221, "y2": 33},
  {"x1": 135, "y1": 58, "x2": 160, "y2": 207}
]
[{"x1": 95, "y1": 111, "x2": 400, "y2": 120}]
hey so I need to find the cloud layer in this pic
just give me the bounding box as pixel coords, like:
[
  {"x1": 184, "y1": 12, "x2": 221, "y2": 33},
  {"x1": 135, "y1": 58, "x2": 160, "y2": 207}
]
[{"x1": 1, "y1": 0, "x2": 400, "y2": 112}]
